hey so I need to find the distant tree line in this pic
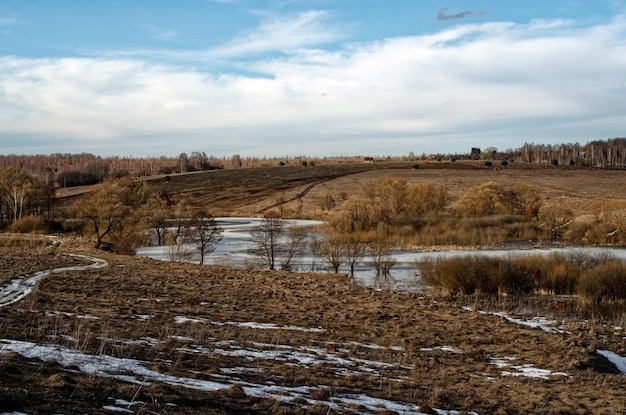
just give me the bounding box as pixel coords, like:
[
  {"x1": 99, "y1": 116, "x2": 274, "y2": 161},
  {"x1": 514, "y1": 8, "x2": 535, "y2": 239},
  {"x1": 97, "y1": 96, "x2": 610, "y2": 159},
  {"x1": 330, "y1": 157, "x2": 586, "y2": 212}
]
[
  {"x1": 1, "y1": 137, "x2": 625, "y2": 191},
  {"x1": 0, "y1": 168, "x2": 55, "y2": 229},
  {"x1": 486, "y1": 138, "x2": 626, "y2": 168}
]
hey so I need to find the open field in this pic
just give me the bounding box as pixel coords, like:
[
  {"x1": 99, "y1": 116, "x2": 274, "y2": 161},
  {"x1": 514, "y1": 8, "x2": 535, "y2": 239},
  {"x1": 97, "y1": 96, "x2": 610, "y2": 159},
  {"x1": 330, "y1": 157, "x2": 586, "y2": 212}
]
[
  {"x1": 2, "y1": 237, "x2": 626, "y2": 414},
  {"x1": 6, "y1": 164, "x2": 626, "y2": 413},
  {"x1": 122, "y1": 162, "x2": 626, "y2": 218}
]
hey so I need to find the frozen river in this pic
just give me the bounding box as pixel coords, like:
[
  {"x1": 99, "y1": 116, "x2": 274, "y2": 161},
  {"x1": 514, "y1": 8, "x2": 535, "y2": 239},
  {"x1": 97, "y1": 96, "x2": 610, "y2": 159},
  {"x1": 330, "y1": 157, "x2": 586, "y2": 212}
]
[{"x1": 136, "y1": 217, "x2": 626, "y2": 292}]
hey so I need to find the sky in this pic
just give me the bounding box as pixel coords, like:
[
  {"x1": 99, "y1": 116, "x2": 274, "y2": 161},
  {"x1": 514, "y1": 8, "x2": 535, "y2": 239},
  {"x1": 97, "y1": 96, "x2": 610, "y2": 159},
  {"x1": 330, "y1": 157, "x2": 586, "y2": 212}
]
[{"x1": 0, "y1": 0, "x2": 625, "y2": 158}]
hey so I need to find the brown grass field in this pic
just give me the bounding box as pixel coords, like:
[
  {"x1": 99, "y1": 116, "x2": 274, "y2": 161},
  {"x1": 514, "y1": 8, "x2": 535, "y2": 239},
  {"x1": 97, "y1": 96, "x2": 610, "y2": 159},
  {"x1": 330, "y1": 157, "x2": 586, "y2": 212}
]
[
  {"x1": 129, "y1": 161, "x2": 626, "y2": 219},
  {"x1": 3, "y1": 163, "x2": 626, "y2": 414}
]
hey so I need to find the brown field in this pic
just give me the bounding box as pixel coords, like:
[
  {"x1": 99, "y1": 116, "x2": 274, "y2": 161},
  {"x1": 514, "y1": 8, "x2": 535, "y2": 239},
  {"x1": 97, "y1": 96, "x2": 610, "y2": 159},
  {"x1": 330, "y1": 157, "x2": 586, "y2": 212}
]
[
  {"x1": 4, "y1": 164, "x2": 626, "y2": 414},
  {"x1": 125, "y1": 161, "x2": 626, "y2": 219}
]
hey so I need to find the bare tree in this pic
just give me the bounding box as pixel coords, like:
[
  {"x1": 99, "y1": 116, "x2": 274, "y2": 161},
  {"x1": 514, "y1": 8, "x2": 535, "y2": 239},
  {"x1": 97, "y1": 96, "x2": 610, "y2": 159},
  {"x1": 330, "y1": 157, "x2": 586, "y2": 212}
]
[
  {"x1": 279, "y1": 226, "x2": 308, "y2": 271},
  {"x1": 319, "y1": 236, "x2": 345, "y2": 274},
  {"x1": 344, "y1": 234, "x2": 368, "y2": 279},
  {"x1": 308, "y1": 236, "x2": 323, "y2": 272},
  {"x1": 142, "y1": 193, "x2": 171, "y2": 245},
  {"x1": 249, "y1": 214, "x2": 285, "y2": 270},
  {"x1": 0, "y1": 169, "x2": 34, "y2": 223},
  {"x1": 368, "y1": 239, "x2": 397, "y2": 289},
  {"x1": 187, "y1": 211, "x2": 223, "y2": 265}
]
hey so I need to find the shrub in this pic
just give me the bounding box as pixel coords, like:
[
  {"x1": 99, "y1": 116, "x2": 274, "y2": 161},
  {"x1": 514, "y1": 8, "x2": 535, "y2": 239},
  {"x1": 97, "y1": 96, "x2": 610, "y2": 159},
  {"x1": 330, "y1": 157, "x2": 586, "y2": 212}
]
[
  {"x1": 9, "y1": 215, "x2": 49, "y2": 234},
  {"x1": 484, "y1": 161, "x2": 493, "y2": 167},
  {"x1": 501, "y1": 160, "x2": 508, "y2": 166},
  {"x1": 419, "y1": 255, "x2": 503, "y2": 295},
  {"x1": 578, "y1": 261, "x2": 626, "y2": 304},
  {"x1": 114, "y1": 237, "x2": 136, "y2": 256},
  {"x1": 420, "y1": 251, "x2": 612, "y2": 297}
]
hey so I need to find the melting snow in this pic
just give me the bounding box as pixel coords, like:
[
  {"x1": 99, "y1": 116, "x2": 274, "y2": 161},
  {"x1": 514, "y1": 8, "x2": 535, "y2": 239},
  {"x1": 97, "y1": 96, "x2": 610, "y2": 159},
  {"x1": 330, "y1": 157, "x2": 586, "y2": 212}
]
[
  {"x1": 0, "y1": 254, "x2": 108, "y2": 308},
  {"x1": 464, "y1": 307, "x2": 565, "y2": 333},
  {"x1": 211, "y1": 321, "x2": 325, "y2": 332},
  {"x1": 174, "y1": 316, "x2": 325, "y2": 333},
  {"x1": 597, "y1": 349, "x2": 626, "y2": 374},
  {"x1": 0, "y1": 338, "x2": 452, "y2": 414},
  {"x1": 489, "y1": 356, "x2": 567, "y2": 380}
]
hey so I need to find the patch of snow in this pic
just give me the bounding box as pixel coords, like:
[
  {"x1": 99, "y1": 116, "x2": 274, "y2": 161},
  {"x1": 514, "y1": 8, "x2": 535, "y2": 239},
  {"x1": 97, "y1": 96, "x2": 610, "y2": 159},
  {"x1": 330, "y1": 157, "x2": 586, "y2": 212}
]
[
  {"x1": 174, "y1": 316, "x2": 207, "y2": 324},
  {"x1": 333, "y1": 393, "x2": 422, "y2": 413},
  {"x1": 597, "y1": 349, "x2": 626, "y2": 374},
  {"x1": 0, "y1": 338, "x2": 474, "y2": 415},
  {"x1": 0, "y1": 254, "x2": 107, "y2": 308},
  {"x1": 421, "y1": 346, "x2": 463, "y2": 354},
  {"x1": 0, "y1": 339, "x2": 228, "y2": 390},
  {"x1": 44, "y1": 310, "x2": 99, "y2": 320},
  {"x1": 170, "y1": 335, "x2": 194, "y2": 342},
  {"x1": 490, "y1": 356, "x2": 567, "y2": 380},
  {"x1": 476, "y1": 310, "x2": 564, "y2": 333},
  {"x1": 113, "y1": 399, "x2": 144, "y2": 406},
  {"x1": 211, "y1": 321, "x2": 325, "y2": 333}
]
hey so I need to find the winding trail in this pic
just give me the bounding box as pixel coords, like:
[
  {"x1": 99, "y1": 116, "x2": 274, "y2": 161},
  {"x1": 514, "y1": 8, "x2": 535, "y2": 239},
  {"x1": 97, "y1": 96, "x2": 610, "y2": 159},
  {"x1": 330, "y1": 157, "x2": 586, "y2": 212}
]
[
  {"x1": 257, "y1": 182, "x2": 322, "y2": 214},
  {"x1": 0, "y1": 253, "x2": 108, "y2": 308}
]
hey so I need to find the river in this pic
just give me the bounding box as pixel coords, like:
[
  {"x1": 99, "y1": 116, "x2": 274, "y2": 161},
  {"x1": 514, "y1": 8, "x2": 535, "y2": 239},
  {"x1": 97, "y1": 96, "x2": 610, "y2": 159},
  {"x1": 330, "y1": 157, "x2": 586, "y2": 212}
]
[{"x1": 136, "y1": 217, "x2": 626, "y2": 292}]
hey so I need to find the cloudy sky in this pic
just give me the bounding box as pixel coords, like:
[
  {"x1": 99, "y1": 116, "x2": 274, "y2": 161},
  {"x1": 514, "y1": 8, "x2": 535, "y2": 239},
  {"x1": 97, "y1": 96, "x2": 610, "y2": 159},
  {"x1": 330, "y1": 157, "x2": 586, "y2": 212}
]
[{"x1": 1, "y1": 1, "x2": 625, "y2": 158}]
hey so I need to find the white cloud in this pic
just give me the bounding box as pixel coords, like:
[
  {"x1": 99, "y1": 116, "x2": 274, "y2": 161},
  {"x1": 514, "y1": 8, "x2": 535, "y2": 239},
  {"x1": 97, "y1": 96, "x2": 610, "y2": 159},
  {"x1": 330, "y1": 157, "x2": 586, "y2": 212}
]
[
  {"x1": 0, "y1": 14, "x2": 625, "y2": 156},
  {"x1": 210, "y1": 10, "x2": 343, "y2": 57}
]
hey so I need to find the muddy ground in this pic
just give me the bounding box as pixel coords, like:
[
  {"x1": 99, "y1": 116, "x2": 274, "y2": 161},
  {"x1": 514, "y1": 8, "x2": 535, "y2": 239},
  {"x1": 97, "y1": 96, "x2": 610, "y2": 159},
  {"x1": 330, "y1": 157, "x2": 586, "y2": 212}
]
[{"x1": 1, "y1": 241, "x2": 626, "y2": 414}]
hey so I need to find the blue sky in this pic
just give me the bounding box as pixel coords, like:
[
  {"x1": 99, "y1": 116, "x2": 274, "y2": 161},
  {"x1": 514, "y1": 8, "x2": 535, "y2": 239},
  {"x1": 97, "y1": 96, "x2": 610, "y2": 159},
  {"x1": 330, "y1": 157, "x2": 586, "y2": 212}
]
[{"x1": 0, "y1": 1, "x2": 625, "y2": 157}]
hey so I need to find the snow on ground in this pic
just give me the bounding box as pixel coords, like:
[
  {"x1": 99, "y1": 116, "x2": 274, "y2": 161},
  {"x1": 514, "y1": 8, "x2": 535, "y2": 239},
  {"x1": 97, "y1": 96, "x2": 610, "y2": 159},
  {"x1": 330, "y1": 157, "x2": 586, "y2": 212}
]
[
  {"x1": 174, "y1": 316, "x2": 325, "y2": 332},
  {"x1": 489, "y1": 356, "x2": 568, "y2": 380},
  {"x1": 212, "y1": 320, "x2": 325, "y2": 333},
  {"x1": 463, "y1": 307, "x2": 626, "y2": 378},
  {"x1": 0, "y1": 254, "x2": 108, "y2": 308},
  {"x1": 45, "y1": 310, "x2": 100, "y2": 319},
  {"x1": 0, "y1": 338, "x2": 436, "y2": 414},
  {"x1": 597, "y1": 350, "x2": 626, "y2": 375},
  {"x1": 463, "y1": 306, "x2": 567, "y2": 333}
]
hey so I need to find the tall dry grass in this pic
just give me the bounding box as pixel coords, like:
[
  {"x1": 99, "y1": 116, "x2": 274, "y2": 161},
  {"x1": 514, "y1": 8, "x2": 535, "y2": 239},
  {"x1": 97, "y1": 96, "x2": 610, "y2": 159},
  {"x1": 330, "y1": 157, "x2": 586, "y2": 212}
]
[
  {"x1": 577, "y1": 260, "x2": 626, "y2": 304},
  {"x1": 419, "y1": 251, "x2": 615, "y2": 298}
]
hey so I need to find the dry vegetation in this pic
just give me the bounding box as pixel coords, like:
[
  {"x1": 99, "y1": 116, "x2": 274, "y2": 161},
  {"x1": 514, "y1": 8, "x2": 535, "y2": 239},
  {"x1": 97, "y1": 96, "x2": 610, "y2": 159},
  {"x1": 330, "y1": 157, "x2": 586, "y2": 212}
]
[
  {"x1": 2, "y1": 237, "x2": 626, "y2": 414},
  {"x1": 128, "y1": 161, "x2": 626, "y2": 223},
  {"x1": 4, "y1": 164, "x2": 626, "y2": 414}
]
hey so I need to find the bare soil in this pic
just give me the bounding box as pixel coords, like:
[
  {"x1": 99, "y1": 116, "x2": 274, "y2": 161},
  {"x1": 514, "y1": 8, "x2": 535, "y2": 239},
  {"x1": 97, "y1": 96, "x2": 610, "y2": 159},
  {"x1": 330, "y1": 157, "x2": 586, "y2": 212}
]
[
  {"x1": 1, "y1": 239, "x2": 626, "y2": 414},
  {"x1": 143, "y1": 162, "x2": 626, "y2": 218}
]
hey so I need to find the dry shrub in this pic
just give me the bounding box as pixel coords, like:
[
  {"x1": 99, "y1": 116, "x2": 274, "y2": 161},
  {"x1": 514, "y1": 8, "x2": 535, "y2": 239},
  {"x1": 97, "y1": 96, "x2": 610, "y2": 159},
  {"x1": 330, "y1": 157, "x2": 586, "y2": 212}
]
[
  {"x1": 420, "y1": 252, "x2": 612, "y2": 297},
  {"x1": 0, "y1": 233, "x2": 49, "y2": 248},
  {"x1": 114, "y1": 237, "x2": 136, "y2": 256},
  {"x1": 8, "y1": 215, "x2": 49, "y2": 234},
  {"x1": 412, "y1": 216, "x2": 539, "y2": 247},
  {"x1": 539, "y1": 251, "x2": 613, "y2": 294},
  {"x1": 578, "y1": 260, "x2": 626, "y2": 304},
  {"x1": 420, "y1": 255, "x2": 503, "y2": 295}
]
